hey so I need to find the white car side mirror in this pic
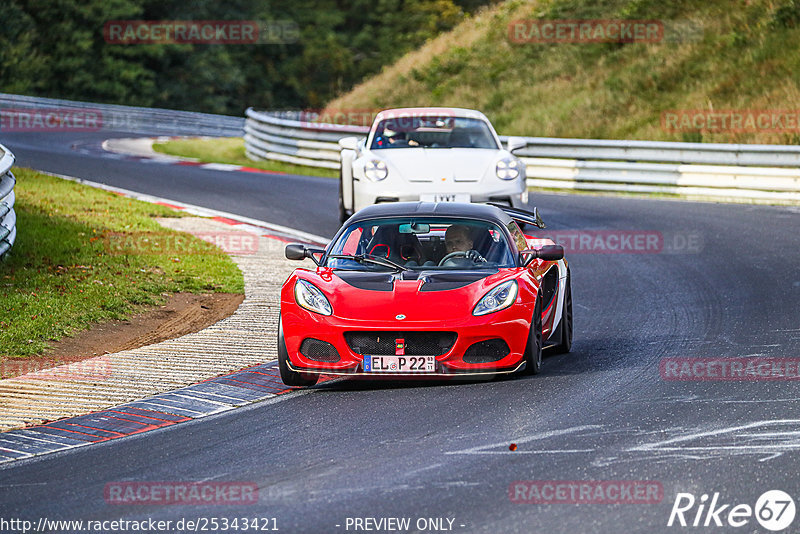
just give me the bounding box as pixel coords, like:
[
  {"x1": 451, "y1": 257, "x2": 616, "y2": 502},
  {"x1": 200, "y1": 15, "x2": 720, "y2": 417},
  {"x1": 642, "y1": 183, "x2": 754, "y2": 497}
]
[
  {"x1": 338, "y1": 136, "x2": 359, "y2": 151},
  {"x1": 506, "y1": 136, "x2": 527, "y2": 153}
]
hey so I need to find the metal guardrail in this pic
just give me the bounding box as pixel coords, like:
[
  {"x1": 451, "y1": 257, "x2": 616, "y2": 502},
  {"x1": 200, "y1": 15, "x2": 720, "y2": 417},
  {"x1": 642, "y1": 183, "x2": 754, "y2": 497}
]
[
  {"x1": 245, "y1": 108, "x2": 800, "y2": 202},
  {"x1": 0, "y1": 93, "x2": 244, "y2": 137},
  {"x1": 244, "y1": 109, "x2": 366, "y2": 169},
  {"x1": 0, "y1": 144, "x2": 17, "y2": 259},
  {"x1": 3, "y1": 95, "x2": 797, "y2": 203}
]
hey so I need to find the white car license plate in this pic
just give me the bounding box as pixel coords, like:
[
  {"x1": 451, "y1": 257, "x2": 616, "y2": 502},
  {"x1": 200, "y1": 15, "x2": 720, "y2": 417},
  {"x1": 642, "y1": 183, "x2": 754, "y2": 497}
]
[
  {"x1": 364, "y1": 355, "x2": 436, "y2": 373},
  {"x1": 420, "y1": 193, "x2": 471, "y2": 203}
]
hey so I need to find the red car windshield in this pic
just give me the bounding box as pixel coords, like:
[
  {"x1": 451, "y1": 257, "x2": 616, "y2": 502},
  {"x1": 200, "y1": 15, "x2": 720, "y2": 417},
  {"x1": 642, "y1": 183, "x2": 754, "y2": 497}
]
[{"x1": 326, "y1": 218, "x2": 516, "y2": 270}]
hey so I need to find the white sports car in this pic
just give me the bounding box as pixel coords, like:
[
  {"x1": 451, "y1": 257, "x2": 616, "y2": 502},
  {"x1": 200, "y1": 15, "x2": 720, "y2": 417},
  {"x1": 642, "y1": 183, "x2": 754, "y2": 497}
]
[{"x1": 337, "y1": 107, "x2": 528, "y2": 223}]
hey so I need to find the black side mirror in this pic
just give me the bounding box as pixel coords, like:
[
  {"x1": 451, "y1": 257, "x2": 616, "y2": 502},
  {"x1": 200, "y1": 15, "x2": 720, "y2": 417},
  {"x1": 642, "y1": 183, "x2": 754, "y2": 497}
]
[
  {"x1": 285, "y1": 243, "x2": 306, "y2": 261},
  {"x1": 285, "y1": 243, "x2": 325, "y2": 265},
  {"x1": 521, "y1": 244, "x2": 564, "y2": 266}
]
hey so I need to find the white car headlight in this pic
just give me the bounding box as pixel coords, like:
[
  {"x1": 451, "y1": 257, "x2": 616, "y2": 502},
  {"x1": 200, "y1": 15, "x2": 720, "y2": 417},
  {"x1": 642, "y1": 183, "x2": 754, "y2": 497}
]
[
  {"x1": 496, "y1": 158, "x2": 521, "y2": 180},
  {"x1": 295, "y1": 279, "x2": 332, "y2": 316},
  {"x1": 473, "y1": 280, "x2": 518, "y2": 316},
  {"x1": 364, "y1": 159, "x2": 388, "y2": 181}
]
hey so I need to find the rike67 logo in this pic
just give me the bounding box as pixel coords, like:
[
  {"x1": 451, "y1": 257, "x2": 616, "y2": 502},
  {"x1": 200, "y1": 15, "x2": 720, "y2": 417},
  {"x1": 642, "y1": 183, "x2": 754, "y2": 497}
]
[{"x1": 668, "y1": 490, "x2": 796, "y2": 531}]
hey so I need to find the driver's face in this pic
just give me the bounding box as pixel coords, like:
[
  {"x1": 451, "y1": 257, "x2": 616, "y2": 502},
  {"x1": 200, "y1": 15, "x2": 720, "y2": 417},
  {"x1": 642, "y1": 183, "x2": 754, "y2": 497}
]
[{"x1": 445, "y1": 227, "x2": 473, "y2": 253}]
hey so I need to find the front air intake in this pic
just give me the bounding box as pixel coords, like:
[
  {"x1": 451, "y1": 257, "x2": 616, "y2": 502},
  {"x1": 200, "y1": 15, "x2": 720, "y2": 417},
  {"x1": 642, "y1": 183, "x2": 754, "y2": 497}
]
[
  {"x1": 300, "y1": 338, "x2": 341, "y2": 362},
  {"x1": 462, "y1": 339, "x2": 510, "y2": 363}
]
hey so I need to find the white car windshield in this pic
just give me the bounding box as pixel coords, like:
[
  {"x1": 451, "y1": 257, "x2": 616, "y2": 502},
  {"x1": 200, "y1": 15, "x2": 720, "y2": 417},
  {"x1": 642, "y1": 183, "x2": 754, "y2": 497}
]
[
  {"x1": 326, "y1": 217, "x2": 516, "y2": 270},
  {"x1": 369, "y1": 117, "x2": 499, "y2": 150}
]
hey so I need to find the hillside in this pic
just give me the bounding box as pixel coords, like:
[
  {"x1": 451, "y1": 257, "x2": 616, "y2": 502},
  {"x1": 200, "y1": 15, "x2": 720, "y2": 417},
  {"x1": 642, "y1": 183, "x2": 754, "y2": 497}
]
[{"x1": 323, "y1": 0, "x2": 800, "y2": 144}]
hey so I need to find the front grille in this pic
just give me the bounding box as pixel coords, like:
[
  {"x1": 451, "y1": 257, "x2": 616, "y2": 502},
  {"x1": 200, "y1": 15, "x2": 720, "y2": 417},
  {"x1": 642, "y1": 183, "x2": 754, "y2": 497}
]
[
  {"x1": 300, "y1": 338, "x2": 341, "y2": 362},
  {"x1": 462, "y1": 338, "x2": 510, "y2": 363},
  {"x1": 345, "y1": 331, "x2": 456, "y2": 356}
]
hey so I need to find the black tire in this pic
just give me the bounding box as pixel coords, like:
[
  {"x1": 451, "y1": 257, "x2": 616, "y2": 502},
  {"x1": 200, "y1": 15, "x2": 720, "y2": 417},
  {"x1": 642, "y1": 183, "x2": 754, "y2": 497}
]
[
  {"x1": 338, "y1": 168, "x2": 351, "y2": 225},
  {"x1": 523, "y1": 293, "x2": 543, "y2": 375},
  {"x1": 551, "y1": 268, "x2": 573, "y2": 354},
  {"x1": 278, "y1": 316, "x2": 318, "y2": 387}
]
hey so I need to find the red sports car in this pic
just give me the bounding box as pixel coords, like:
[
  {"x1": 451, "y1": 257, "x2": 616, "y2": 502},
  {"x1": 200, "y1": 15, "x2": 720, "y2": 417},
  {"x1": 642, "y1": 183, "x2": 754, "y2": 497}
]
[{"x1": 278, "y1": 202, "x2": 572, "y2": 386}]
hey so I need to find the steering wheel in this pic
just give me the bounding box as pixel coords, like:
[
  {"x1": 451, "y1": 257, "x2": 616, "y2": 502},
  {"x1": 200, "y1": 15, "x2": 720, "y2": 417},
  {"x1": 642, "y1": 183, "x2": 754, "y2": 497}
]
[{"x1": 438, "y1": 250, "x2": 486, "y2": 266}]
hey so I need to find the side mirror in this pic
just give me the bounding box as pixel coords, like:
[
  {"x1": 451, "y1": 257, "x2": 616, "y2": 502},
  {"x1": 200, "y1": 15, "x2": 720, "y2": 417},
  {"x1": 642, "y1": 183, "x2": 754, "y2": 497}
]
[
  {"x1": 285, "y1": 243, "x2": 325, "y2": 265},
  {"x1": 285, "y1": 243, "x2": 307, "y2": 261},
  {"x1": 521, "y1": 244, "x2": 564, "y2": 266},
  {"x1": 338, "y1": 136, "x2": 359, "y2": 151},
  {"x1": 506, "y1": 136, "x2": 527, "y2": 153}
]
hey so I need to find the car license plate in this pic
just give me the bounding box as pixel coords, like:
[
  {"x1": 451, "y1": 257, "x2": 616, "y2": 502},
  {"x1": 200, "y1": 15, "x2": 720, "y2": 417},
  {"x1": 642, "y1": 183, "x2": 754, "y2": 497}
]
[
  {"x1": 420, "y1": 193, "x2": 471, "y2": 203},
  {"x1": 364, "y1": 355, "x2": 436, "y2": 373}
]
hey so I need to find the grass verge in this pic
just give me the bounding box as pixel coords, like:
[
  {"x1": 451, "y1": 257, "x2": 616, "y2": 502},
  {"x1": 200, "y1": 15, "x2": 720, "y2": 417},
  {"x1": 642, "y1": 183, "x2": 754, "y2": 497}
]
[
  {"x1": 153, "y1": 137, "x2": 338, "y2": 178},
  {"x1": 0, "y1": 168, "x2": 244, "y2": 358}
]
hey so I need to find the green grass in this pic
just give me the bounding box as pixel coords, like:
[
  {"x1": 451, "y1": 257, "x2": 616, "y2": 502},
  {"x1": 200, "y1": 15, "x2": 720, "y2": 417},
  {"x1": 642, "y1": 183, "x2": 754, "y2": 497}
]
[
  {"x1": 325, "y1": 0, "x2": 800, "y2": 145},
  {"x1": 0, "y1": 168, "x2": 244, "y2": 358},
  {"x1": 152, "y1": 137, "x2": 338, "y2": 178}
]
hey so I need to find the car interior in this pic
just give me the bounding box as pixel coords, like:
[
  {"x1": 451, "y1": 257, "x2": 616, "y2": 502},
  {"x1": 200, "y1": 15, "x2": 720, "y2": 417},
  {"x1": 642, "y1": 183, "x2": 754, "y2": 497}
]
[{"x1": 333, "y1": 221, "x2": 514, "y2": 269}]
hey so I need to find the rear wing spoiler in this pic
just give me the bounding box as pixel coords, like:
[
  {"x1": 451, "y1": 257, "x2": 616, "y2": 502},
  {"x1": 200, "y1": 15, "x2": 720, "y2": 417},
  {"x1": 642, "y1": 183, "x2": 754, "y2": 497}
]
[{"x1": 487, "y1": 203, "x2": 546, "y2": 229}]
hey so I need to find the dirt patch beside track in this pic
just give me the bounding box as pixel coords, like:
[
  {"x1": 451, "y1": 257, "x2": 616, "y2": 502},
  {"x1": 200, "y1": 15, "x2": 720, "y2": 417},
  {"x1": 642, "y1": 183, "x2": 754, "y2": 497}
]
[{"x1": 1, "y1": 292, "x2": 243, "y2": 379}]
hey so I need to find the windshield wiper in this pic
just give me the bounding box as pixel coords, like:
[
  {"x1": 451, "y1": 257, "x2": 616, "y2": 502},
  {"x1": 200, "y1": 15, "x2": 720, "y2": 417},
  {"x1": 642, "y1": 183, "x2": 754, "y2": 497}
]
[{"x1": 327, "y1": 253, "x2": 410, "y2": 272}]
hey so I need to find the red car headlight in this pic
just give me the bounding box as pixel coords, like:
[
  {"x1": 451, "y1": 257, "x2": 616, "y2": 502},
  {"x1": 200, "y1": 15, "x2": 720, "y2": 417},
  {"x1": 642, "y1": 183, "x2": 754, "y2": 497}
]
[
  {"x1": 295, "y1": 279, "x2": 333, "y2": 316},
  {"x1": 473, "y1": 280, "x2": 518, "y2": 316}
]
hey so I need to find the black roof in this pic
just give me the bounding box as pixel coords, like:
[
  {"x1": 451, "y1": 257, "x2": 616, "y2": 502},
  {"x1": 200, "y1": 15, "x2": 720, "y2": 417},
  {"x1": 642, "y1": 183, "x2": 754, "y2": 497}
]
[{"x1": 346, "y1": 202, "x2": 514, "y2": 226}]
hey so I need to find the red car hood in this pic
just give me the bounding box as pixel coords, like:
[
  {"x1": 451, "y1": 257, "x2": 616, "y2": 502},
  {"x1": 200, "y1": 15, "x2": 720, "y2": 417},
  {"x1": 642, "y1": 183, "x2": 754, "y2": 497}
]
[{"x1": 298, "y1": 268, "x2": 522, "y2": 324}]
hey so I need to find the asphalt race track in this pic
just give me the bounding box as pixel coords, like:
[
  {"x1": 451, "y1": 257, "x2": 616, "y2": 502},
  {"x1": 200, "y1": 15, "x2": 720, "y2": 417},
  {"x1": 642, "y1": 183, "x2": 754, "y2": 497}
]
[
  {"x1": 1, "y1": 125, "x2": 800, "y2": 533},
  {"x1": 4, "y1": 131, "x2": 341, "y2": 237}
]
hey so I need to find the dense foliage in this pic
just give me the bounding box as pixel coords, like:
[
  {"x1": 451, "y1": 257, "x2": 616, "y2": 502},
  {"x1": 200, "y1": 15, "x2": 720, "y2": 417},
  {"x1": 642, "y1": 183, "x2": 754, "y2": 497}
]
[{"x1": 0, "y1": 0, "x2": 491, "y2": 115}]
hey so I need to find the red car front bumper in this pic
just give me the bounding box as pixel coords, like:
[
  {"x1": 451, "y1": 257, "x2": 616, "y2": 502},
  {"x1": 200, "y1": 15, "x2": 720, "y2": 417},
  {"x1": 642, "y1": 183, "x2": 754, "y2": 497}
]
[{"x1": 281, "y1": 305, "x2": 533, "y2": 377}]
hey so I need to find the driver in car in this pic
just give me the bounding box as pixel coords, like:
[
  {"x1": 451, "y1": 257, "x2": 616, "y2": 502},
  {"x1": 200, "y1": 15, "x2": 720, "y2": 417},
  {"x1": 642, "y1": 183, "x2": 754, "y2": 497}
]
[{"x1": 443, "y1": 225, "x2": 486, "y2": 266}]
